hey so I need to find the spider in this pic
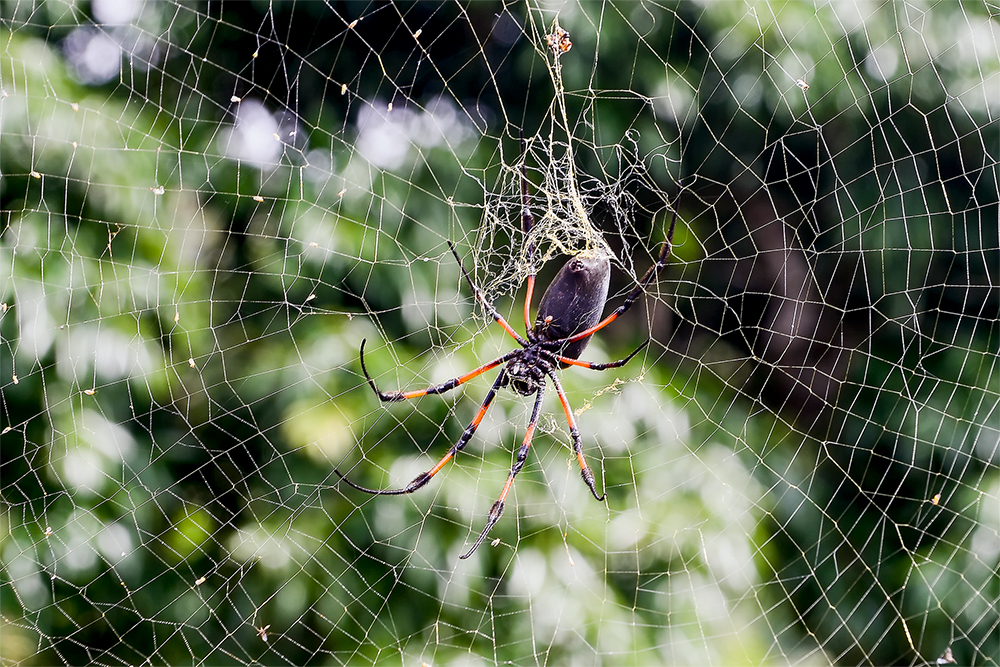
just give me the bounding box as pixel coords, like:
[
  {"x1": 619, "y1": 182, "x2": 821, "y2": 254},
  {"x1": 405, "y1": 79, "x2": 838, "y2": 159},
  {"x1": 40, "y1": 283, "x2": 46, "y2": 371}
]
[
  {"x1": 337, "y1": 159, "x2": 679, "y2": 559},
  {"x1": 546, "y1": 26, "x2": 572, "y2": 54}
]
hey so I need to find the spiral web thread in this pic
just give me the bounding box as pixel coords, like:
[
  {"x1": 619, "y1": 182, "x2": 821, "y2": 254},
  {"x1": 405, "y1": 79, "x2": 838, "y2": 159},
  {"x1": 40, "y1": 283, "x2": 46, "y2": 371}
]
[{"x1": 1, "y1": 2, "x2": 997, "y2": 665}]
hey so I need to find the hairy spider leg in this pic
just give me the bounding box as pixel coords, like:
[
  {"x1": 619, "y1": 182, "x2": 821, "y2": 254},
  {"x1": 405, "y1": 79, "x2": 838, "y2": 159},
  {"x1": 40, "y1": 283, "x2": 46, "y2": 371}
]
[
  {"x1": 448, "y1": 241, "x2": 529, "y2": 347},
  {"x1": 359, "y1": 338, "x2": 519, "y2": 402},
  {"x1": 547, "y1": 371, "x2": 605, "y2": 501},
  {"x1": 562, "y1": 205, "x2": 679, "y2": 346},
  {"x1": 336, "y1": 370, "x2": 509, "y2": 496},
  {"x1": 460, "y1": 382, "x2": 546, "y2": 559},
  {"x1": 521, "y1": 139, "x2": 537, "y2": 334},
  {"x1": 555, "y1": 340, "x2": 649, "y2": 370}
]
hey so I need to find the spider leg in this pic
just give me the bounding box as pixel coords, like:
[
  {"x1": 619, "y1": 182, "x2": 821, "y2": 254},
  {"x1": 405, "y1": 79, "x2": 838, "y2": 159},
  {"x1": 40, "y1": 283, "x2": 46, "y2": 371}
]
[
  {"x1": 460, "y1": 382, "x2": 546, "y2": 559},
  {"x1": 554, "y1": 340, "x2": 648, "y2": 370},
  {"x1": 360, "y1": 339, "x2": 518, "y2": 402},
  {"x1": 547, "y1": 371, "x2": 605, "y2": 502},
  {"x1": 560, "y1": 205, "x2": 679, "y2": 346},
  {"x1": 337, "y1": 369, "x2": 509, "y2": 496},
  {"x1": 521, "y1": 137, "x2": 537, "y2": 335},
  {"x1": 448, "y1": 241, "x2": 530, "y2": 347}
]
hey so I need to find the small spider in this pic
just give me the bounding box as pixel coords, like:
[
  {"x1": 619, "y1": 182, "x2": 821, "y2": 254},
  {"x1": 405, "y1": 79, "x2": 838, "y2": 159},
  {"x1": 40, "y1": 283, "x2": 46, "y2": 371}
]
[
  {"x1": 338, "y1": 154, "x2": 679, "y2": 559},
  {"x1": 546, "y1": 26, "x2": 572, "y2": 54}
]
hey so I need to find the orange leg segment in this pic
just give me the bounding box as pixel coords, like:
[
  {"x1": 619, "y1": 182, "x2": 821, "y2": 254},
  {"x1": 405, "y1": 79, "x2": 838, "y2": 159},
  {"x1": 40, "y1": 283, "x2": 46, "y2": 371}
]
[
  {"x1": 460, "y1": 384, "x2": 545, "y2": 559},
  {"x1": 337, "y1": 370, "x2": 508, "y2": 496},
  {"x1": 360, "y1": 339, "x2": 518, "y2": 403},
  {"x1": 548, "y1": 372, "x2": 605, "y2": 502},
  {"x1": 555, "y1": 341, "x2": 648, "y2": 371}
]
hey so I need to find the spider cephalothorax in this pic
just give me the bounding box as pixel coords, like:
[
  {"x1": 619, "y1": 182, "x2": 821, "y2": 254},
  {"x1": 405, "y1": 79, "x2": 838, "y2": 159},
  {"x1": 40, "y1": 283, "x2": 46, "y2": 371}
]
[
  {"x1": 504, "y1": 349, "x2": 549, "y2": 396},
  {"x1": 338, "y1": 153, "x2": 679, "y2": 560}
]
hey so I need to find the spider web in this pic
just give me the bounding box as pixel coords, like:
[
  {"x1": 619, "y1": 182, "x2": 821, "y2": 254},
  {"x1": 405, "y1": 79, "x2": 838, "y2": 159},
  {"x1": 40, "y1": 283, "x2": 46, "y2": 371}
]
[{"x1": 1, "y1": 1, "x2": 998, "y2": 665}]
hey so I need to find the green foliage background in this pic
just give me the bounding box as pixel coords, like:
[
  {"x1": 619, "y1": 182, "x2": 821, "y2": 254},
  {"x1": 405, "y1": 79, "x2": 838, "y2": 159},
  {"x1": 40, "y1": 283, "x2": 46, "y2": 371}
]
[{"x1": 1, "y1": 1, "x2": 997, "y2": 665}]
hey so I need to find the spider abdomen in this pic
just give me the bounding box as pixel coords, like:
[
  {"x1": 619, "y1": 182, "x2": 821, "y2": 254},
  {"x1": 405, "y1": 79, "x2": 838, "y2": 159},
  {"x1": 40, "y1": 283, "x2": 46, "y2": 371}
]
[{"x1": 534, "y1": 253, "x2": 611, "y2": 360}]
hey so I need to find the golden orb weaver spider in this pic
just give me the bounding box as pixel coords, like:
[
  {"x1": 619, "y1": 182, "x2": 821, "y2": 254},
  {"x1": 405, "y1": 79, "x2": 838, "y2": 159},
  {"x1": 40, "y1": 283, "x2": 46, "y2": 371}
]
[{"x1": 337, "y1": 152, "x2": 679, "y2": 559}]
